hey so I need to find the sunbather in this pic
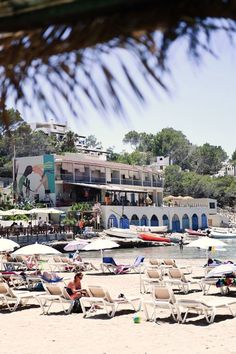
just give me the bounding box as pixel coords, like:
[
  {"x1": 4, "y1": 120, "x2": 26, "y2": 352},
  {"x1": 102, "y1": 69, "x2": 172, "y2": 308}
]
[{"x1": 66, "y1": 272, "x2": 89, "y2": 300}]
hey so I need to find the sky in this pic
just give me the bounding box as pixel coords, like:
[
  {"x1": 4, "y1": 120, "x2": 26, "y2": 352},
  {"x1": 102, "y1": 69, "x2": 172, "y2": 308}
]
[
  {"x1": 66, "y1": 32, "x2": 236, "y2": 158},
  {"x1": 20, "y1": 30, "x2": 236, "y2": 158}
]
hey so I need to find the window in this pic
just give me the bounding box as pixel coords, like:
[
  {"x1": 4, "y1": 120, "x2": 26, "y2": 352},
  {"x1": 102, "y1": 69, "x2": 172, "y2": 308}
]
[{"x1": 209, "y1": 202, "x2": 215, "y2": 209}]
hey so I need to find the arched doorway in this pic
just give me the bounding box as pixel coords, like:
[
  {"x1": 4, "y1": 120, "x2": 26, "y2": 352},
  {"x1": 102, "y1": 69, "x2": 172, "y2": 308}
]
[
  {"x1": 182, "y1": 214, "x2": 190, "y2": 231},
  {"x1": 107, "y1": 214, "x2": 118, "y2": 228},
  {"x1": 141, "y1": 215, "x2": 148, "y2": 226},
  {"x1": 201, "y1": 213, "x2": 208, "y2": 229},
  {"x1": 192, "y1": 214, "x2": 199, "y2": 230},
  {"x1": 162, "y1": 214, "x2": 169, "y2": 229},
  {"x1": 119, "y1": 214, "x2": 129, "y2": 229},
  {"x1": 130, "y1": 214, "x2": 139, "y2": 226},
  {"x1": 150, "y1": 215, "x2": 159, "y2": 226},
  {"x1": 172, "y1": 214, "x2": 180, "y2": 232}
]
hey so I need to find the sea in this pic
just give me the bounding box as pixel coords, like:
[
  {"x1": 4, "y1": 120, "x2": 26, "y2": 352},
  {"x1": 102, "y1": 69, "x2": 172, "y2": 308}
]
[{"x1": 80, "y1": 239, "x2": 236, "y2": 261}]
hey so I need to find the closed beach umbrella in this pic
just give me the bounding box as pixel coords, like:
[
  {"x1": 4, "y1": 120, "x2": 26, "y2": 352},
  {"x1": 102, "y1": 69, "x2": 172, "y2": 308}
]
[
  {"x1": 186, "y1": 237, "x2": 227, "y2": 250},
  {"x1": 206, "y1": 263, "x2": 236, "y2": 278},
  {"x1": 0, "y1": 238, "x2": 20, "y2": 252},
  {"x1": 13, "y1": 243, "x2": 61, "y2": 255},
  {"x1": 64, "y1": 239, "x2": 89, "y2": 252},
  {"x1": 83, "y1": 239, "x2": 119, "y2": 260}
]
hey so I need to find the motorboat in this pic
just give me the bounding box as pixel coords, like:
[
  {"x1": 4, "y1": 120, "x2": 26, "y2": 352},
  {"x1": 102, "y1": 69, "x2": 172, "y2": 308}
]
[
  {"x1": 129, "y1": 225, "x2": 168, "y2": 233},
  {"x1": 138, "y1": 233, "x2": 171, "y2": 243},
  {"x1": 104, "y1": 228, "x2": 139, "y2": 239},
  {"x1": 185, "y1": 228, "x2": 207, "y2": 237},
  {"x1": 210, "y1": 229, "x2": 236, "y2": 239}
]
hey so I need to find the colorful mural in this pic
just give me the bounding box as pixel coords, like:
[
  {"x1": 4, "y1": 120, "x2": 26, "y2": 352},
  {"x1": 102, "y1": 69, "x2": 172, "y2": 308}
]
[{"x1": 15, "y1": 155, "x2": 55, "y2": 205}]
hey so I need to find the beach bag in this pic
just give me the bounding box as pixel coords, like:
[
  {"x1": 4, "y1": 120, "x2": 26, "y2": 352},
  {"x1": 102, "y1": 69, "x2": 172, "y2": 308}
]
[{"x1": 72, "y1": 299, "x2": 82, "y2": 313}]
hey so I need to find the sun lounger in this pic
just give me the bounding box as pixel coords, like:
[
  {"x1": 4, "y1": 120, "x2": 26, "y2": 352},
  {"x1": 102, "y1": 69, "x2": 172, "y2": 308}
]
[
  {"x1": 141, "y1": 268, "x2": 164, "y2": 294},
  {"x1": 142, "y1": 286, "x2": 182, "y2": 322},
  {"x1": 0, "y1": 281, "x2": 37, "y2": 312},
  {"x1": 37, "y1": 283, "x2": 74, "y2": 314},
  {"x1": 80, "y1": 285, "x2": 141, "y2": 318},
  {"x1": 165, "y1": 268, "x2": 202, "y2": 294},
  {"x1": 100, "y1": 257, "x2": 129, "y2": 274},
  {"x1": 48, "y1": 256, "x2": 75, "y2": 272},
  {"x1": 177, "y1": 298, "x2": 236, "y2": 323},
  {"x1": 126, "y1": 256, "x2": 145, "y2": 273}
]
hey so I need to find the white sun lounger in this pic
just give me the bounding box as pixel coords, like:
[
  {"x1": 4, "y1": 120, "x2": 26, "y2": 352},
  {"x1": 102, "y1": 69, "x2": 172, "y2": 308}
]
[
  {"x1": 178, "y1": 298, "x2": 236, "y2": 324},
  {"x1": 80, "y1": 285, "x2": 141, "y2": 318}
]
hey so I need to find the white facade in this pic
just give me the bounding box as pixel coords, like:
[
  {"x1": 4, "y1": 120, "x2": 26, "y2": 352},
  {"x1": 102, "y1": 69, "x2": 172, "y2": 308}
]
[
  {"x1": 215, "y1": 161, "x2": 236, "y2": 177},
  {"x1": 150, "y1": 156, "x2": 170, "y2": 172}
]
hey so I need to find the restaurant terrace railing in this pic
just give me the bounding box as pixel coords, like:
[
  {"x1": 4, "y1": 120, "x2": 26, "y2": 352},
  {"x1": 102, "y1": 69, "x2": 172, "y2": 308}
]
[{"x1": 57, "y1": 174, "x2": 163, "y2": 187}]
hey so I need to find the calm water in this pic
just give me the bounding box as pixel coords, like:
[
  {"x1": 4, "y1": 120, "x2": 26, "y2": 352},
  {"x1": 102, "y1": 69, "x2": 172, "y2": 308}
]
[{"x1": 80, "y1": 239, "x2": 236, "y2": 261}]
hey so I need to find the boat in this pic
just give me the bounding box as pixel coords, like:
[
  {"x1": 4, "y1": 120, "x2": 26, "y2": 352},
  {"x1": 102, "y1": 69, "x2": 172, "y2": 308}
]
[
  {"x1": 185, "y1": 228, "x2": 207, "y2": 237},
  {"x1": 104, "y1": 228, "x2": 139, "y2": 239},
  {"x1": 130, "y1": 225, "x2": 168, "y2": 233},
  {"x1": 210, "y1": 230, "x2": 236, "y2": 239},
  {"x1": 138, "y1": 233, "x2": 171, "y2": 243}
]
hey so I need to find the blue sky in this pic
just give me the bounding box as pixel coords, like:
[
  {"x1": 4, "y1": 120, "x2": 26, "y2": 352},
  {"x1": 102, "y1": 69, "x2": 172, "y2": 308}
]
[
  {"x1": 65, "y1": 32, "x2": 236, "y2": 158},
  {"x1": 16, "y1": 30, "x2": 235, "y2": 157}
]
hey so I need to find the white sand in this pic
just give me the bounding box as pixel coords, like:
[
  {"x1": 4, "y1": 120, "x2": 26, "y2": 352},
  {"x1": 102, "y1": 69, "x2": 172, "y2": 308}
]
[{"x1": 1, "y1": 258, "x2": 236, "y2": 354}]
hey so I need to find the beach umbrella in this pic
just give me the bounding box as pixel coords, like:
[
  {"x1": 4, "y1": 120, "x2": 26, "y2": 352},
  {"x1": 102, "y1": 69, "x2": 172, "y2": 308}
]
[
  {"x1": 206, "y1": 263, "x2": 236, "y2": 278},
  {"x1": 0, "y1": 238, "x2": 20, "y2": 252},
  {"x1": 186, "y1": 237, "x2": 227, "y2": 250},
  {"x1": 83, "y1": 239, "x2": 119, "y2": 260},
  {"x1": 12, "y1": 243, "x2": 61, "y2": 255},
  {"x1": 64, "y1": 239, "x2": 89, "y2": 252},
  {"x1": 187, "y1": 237, "x2": 227, "y2": 259},
  {"x1": 2, "y1": 209, "x2": 31, "y2": 216},
  {"x1": 29, "y1": 208, "x2": 64, "y2": 214}
]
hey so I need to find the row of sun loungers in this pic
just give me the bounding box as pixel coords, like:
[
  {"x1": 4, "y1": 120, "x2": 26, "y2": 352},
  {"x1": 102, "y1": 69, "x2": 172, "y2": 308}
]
[
  {"x1": 1, "y1": 256, "x2": 236, "y2": 325},
  {"x1": 141, "y1": 267, "x2": 202, "y2": 294},
  {"x1": 1, "y1": 278, "x2": 235, "y2": 325}
]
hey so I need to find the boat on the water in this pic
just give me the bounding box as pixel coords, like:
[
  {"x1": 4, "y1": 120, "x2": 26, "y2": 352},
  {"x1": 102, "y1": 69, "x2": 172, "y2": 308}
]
[
  {"x1": 185, "y1": 228, "x2": 207, "y2": 237},
  {"x1": 138, "y1": 233, "x2": 171, "y2": 243}
]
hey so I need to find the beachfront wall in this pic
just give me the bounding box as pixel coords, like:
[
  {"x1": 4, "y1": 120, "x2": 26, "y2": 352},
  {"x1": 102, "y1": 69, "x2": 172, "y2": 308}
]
[{"x1": 101, "y1": 205, "x2": 212, "y2": 231}]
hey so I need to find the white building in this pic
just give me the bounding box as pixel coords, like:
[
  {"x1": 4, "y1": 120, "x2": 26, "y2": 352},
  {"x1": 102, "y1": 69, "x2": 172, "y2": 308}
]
[
  {"x1": 215, "y1": 161, "x2": 236, "y2": 177},
  {"x1": 14, "y1": 152, "x2": 219, "y2": 231},
  {"x1": 150, "y1": 156, "x2": 170, "y2": 172}
]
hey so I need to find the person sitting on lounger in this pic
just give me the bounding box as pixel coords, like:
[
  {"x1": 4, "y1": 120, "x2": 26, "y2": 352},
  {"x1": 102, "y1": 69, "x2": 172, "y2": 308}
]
[{"x1": 66, "y1": 272, "x2": 89, "y2": 300}]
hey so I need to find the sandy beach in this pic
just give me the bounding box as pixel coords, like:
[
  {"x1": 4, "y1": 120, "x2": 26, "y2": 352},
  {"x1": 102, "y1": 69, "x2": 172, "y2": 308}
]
[{"x1": 1, "y1": 257, "x2": 236, "y2": 354}]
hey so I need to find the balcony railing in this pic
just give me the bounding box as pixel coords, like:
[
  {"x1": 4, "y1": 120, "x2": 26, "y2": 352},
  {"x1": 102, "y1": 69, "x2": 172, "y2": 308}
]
[
  {"x1": 143, "y1": 180, "x2": 151, "y2": 187},
  {"x1": 56, "y1": 174, "x2": 163, "y2": 188}
]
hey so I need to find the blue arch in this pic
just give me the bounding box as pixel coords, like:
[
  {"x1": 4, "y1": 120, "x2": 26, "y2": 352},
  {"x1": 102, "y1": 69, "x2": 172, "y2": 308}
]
[
  {"x1": 201, "y1": 213, "x2": 208, "y2": 229},
  {"x1": 172, "y1": 214, "x2": 180, "y2": 232},
  {"x1": 107, "y1": 214, "x2": 118, "y2": 228},
  {"x1": 119, "y1": 215, "x2": 129, "y2": 229},
  {"x1": 162, "y1": 214, "x2": 169, "y2": 229},
  {"x1": 192, "y1": 214, "x2": 199, "y2": 230},
  {"x1": 130, "y1": 214, "x2": 139, "y2": 226},
  {"x1": 182, "y1": 214, "x2": 190, "y2": 231},
  {"x1": 150, "y1": 215, "x2": 159, "y2": 226},
  {"x1": 141, "y1": 215, "x2": 148, "y2": 226}
]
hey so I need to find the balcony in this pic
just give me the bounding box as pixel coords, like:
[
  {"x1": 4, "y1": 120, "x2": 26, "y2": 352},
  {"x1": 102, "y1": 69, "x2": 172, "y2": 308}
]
[
  {"x1": 143, "y1": 180, "x2": 151, "y2": 187},
  {"x1": 56, "y1": 174, "x2": 163, "y2": 188},
  {"x1": 121, "y1": 178, "x2": 133, "y2": 185},
  {"x1": 110, "y1": 178, "x2": 120, "y2": 184}
]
